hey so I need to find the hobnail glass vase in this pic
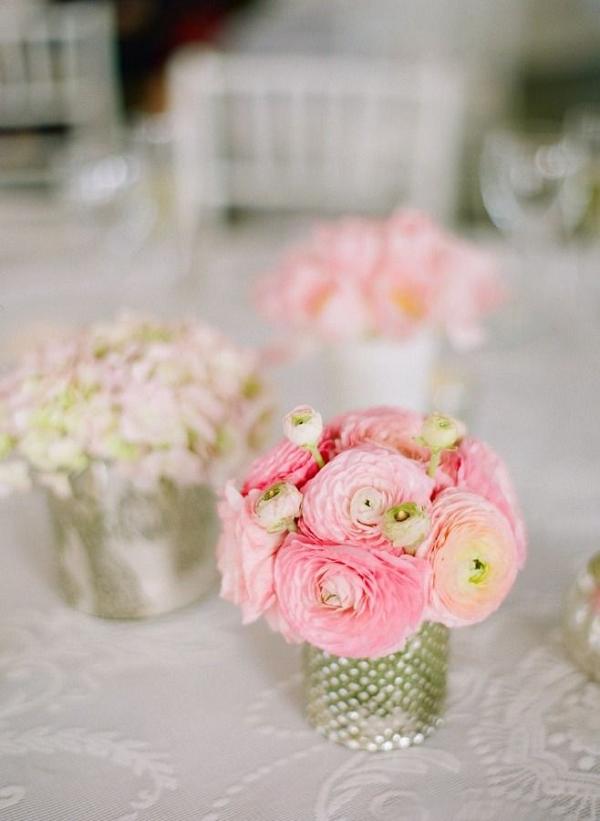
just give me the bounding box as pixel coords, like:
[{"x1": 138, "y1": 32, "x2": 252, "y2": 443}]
[
  {"x1": 47, "y1": 464, "x2": 218, "y2": 619},
  {"x1": 304, "y1": 621, "x2": 449, "y2": 751},
  {"x1": 563, "y1": 552, "x2": 600, "y2": 682}
]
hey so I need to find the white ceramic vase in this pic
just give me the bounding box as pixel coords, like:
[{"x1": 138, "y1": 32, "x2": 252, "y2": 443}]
[{"x1": 326, "y1": 332, "x2": 437, "y2": 415}]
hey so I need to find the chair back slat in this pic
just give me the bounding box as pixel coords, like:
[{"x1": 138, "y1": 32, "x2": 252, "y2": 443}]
[
  {"x1": 0, "y1": 2, "x2": 119, "y2": 131},
  {"x1": 169, "y1": 49, "x2": 465, "y2": 222}
]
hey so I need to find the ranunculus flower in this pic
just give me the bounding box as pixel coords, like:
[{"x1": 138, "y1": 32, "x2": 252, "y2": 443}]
[
  {"x1": 274, "y1": 533, "x2": 429, "y2": 657},
  {"x1": 300, "y1": 444, "x2": 434, "y2": 549},
  {"x1": 255, "y1": 482, "x2": 303, "y2": 533},
  {"x1": 255, "y1": 209, "x2": 503, "y2": 348},
  {"x1": 420, "y1": 412, "x2": 465, "y2": 452},
  {"x1": 255, "y1": 220, "x2": 377, "y2": 342},
  {"x1": 283, "y1": 405, "x2": 323, "y2": 447},
  {"x1": 241, "y1": 434, "x2": 336, "y2": 495},
  {"x1": 418, "y1": 488, "x2": 519, "y2": 628},
  {"x1": 454, "y1": 438, "x2": 527, "y2": 567},
  {"x1": 372, "y1": 210, "x2": 503, "y2": 348},
  {"x1": 381, "y1": 502, "x2": 429, "y2": 552},
  {"x1": 327, "y1": 406, "x2": 429, "y2": 462},
  {"x1": 217, "y1": 482, "x2": 285, "y2": 624}
]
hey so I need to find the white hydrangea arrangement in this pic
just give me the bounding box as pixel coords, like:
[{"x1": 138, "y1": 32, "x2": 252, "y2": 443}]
[{"x1": 0, "y1": 314, "x2": 272, "y2": 497}]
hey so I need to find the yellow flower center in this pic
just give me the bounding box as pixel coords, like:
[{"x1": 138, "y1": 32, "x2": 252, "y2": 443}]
[{"x1": 391, "y1": 289, "x2": 425, "y2": 319}]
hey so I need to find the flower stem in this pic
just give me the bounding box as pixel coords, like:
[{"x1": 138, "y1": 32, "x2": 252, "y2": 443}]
[
  {"x1": 427, "y1": 448, "x2": 441, "y2": 478},
  {"x1": 307, "y1": 444, "x2": 325, "y2": 469}
]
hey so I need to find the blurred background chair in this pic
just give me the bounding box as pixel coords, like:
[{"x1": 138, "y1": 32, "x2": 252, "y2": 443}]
[
  {"x1": 168, "y1": 48, "x2": 466, "y2": 246},
  {"x1": 0, "y1": 1, "x2": 120, "y2": 187}
]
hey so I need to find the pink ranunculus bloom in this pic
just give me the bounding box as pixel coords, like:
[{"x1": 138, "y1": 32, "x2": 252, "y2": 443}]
[
  {"x1": 326, "y1": 406, "x2": 429, "y2": 462},
  {"x1": 368, "y1": 210, "x2": 446, "y2": 339},
  {"x1": 256, "y1": 207, "x2": 503, "y2": 348},
  {"x1": 255, "y1": 218, "x2": 384, "y2": 342},
  {"x1": 325, "y1": 406, "x2": 464, "y2": 494},
  {"x1": 255, "y1": 248, "x2": 371, "y2": 342},
  {"x1": 217, "y1": 482, "x2": 285, "y2": 624},
  {"x1": 241, "y1": 435, "x2": 336, "y2": 495},
  {"x1": 263, "y1": 602, "x2": 303, "y2": 644},
  {"x1": 313, "y1": 217, "x2": 384, "y2": 285},
  {"x1": 430, "y1": 240, "x2": 505, "y2": 350},
  {"x1": 418, "y1": 488, "x2": 519, "y2": 628},
  {"x1": 454, "y1": 438, "x2": 527, "y2": 567},
  {"x1": 379, "y1": 209, "x2": 504, "y2": 348},
  {"x1": 273, "y1": 533, "x2": 429, "y2": 658},
  {"x1": 300, "y1": 444, "x2": 434, "y2": 549}
]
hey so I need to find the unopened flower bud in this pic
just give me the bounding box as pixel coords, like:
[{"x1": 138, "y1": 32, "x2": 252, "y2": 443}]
[
  {"x1": 255, "y1": 482, "x2": 302, "y2": 533},
  {"x1": 283, "y1": 405, "x2": 323, "y2": 448},
  {"x1": 382, "y1": 502, "x2": 429, "y2": 552},
  {"x1": 420, "y1": 413, "x2": 464, "y2": 452}
]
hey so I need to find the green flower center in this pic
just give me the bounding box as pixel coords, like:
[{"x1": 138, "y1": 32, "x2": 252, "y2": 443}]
[
  {"x1": 261, "y1": 484, "x2": 282, "y2": 503},
  {"x1": 469, "y1": 557, "x2": 489, "y2": 585}
]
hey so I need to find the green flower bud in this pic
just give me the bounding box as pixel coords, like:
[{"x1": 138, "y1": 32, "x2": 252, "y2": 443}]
[
  {"x1": 255, "y1": 482, "x2": 302, "y2": 533},
  {"x1": 382, "y1": 502, "x2": 430, "y2": 552},
  {"x1": 420, "y1": 413, "x2": 464, "y2": 451}
]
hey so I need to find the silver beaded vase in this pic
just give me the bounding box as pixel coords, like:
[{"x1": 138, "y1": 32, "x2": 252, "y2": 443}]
[
  {"x1": 304, "y1": 621, "x2": 449, "y2": 751},
  {"x1": 47, "y1": 465, "x2": 219, "y2": 619},
  {"x1": 563, "y1": 552, "x2": 600, "y2": 682}
]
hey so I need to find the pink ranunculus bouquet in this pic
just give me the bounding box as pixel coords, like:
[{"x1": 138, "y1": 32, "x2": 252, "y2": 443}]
[
  {"x1": 256, "y1": 209, "x2": 504, "y2": 350},
  {"x1": 217, "y1": 404, "x2": 526, "y2": 659}
]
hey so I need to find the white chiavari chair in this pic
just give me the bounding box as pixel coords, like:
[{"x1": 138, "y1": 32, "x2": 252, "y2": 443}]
[
  {"x1": 168, "y1": 48, "x2": 466, "y2": 245},
  {"x1": 0, "y1": 1, "x2": 120, "y2": 185}
]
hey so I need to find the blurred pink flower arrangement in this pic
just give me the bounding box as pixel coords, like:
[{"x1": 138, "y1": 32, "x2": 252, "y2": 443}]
[
  {"x1": 218, "y1": 404, "x2": 526, "y2": 659},
  {"x1": 0, "y1": 314, "x2": 271, "y2": 496},
  {"x1": 256, "y1": 209, "x2": 503, "y2": 350}
]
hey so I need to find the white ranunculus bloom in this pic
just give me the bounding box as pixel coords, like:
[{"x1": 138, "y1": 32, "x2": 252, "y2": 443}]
[{"x1": 255, "y1": 482, "x2": 303, "y2": 533}]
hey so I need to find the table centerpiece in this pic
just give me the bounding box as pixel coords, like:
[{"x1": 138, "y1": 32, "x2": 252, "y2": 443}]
[
  {"x1": 255, "y1": 210, "x2": 503, "y2": 413},
  {"x1": 0, "y1": 313, "x2": 272, "y2": 618},
  {"x1": 217, "y1": 403, "x2": 526, "y2": 750}
]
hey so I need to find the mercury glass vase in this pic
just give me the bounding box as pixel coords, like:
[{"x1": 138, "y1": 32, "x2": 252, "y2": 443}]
[
  {"x1": 304, "y1": 621, "x2": 449, "y2": 751},
  {"x1": 47, "y1": 465, "x2": 219, "y2": 619},
  {"x1": 563, "y1": 552, "x2": 600, "y2": 682}
]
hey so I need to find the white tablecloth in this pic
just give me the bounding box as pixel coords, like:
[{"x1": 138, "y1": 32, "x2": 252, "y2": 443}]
[{"x1": 1, "y1": 202, "x2": 600, "y2": 820}]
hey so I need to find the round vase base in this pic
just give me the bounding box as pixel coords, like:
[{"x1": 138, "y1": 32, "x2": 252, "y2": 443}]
[
  {"x1": 304, "y1": 622, "x2": 449, "y2": 752},
  {"x1": 311, "y1": 716, "x2": 444, "y2": 753}
]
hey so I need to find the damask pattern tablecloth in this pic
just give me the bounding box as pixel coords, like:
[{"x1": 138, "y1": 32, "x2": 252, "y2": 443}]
[{"x1": 1, "y1": 216, "x2": 600, "y2": 820}]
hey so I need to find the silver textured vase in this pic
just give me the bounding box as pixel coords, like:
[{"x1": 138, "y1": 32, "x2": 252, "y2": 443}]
[
  {"x1": 304, "y1": 621, "x2": 449, "y2": 751},
  {"x1": 47, "y1": 465, "x2": 219, "y2": 619},
  {"x1": 563, "y1": 552, "x2": 600, "y2": 682}
]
